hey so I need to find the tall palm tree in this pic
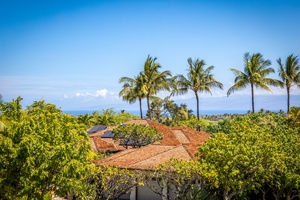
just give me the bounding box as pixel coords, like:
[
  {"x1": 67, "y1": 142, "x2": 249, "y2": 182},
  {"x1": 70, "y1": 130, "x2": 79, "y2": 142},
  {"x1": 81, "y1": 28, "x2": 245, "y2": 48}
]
[
  {"x1": 227, "y1": 52, "x2": 283, "y2": 113},
  {"x1": 176, "y1": 57, "x2": 223, "y2": 120},
  {"x1": 140, "y1": 55, "x2": 172, "y2": 120},
  {"x1": 119, "y1": 73, "x2": 145, "y2": 119},
  {"x1": 277, "y1": 54, "x2": 300, "y2": 113}
]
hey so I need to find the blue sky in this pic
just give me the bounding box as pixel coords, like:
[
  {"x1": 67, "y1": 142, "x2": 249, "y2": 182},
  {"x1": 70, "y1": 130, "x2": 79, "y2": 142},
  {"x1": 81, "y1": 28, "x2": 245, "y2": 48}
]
[{"x1": 0, "y1": 0, "x2": 299, "y2": 113}]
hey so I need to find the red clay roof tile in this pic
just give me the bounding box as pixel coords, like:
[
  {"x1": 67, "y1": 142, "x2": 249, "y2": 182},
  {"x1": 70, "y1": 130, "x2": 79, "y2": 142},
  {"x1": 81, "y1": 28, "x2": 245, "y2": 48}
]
[{"x1": 92, "y1": 120, "x2": 211, "y2": 170}]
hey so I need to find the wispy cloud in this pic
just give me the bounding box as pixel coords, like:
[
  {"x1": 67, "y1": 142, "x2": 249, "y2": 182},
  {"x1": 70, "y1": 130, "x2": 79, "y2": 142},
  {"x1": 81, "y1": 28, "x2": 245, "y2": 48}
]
[
  {"x1": 74, "y1": 89, "x2": 108, "y2": 98},
  {"x1": 64, "y1": 89, "x2": 115, "y2": 100}
]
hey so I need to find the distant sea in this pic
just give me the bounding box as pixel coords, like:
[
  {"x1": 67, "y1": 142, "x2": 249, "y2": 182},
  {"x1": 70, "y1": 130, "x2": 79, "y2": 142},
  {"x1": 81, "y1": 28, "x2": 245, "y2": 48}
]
[{"x1": 63, "y1": 110, "x2": 252, "y2": 116}]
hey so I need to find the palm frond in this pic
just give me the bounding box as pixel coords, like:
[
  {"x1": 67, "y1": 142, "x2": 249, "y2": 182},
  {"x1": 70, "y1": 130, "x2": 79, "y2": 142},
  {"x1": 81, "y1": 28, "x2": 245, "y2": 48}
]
[{"x1": 227, "y1": 80, "x2": 248, "y2": 96}]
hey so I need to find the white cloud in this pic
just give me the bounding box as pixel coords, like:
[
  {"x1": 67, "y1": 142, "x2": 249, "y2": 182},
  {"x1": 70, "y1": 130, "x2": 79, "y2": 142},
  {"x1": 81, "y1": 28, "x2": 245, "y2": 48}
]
[
  {"x1": 65, "y1": 89, "x2": 110, "y2": 99},
  {"x1": 95, "y1": 89, "x2": 108, "y2": 97},
  {"x1": 63, "y1": 94, "x2": 70, "y2": 99}
]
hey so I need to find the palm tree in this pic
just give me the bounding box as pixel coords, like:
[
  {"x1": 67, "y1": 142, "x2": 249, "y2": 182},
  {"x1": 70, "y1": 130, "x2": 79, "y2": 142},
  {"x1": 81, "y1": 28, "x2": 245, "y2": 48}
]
[
  {"x1": 119, "y1": 73, "x2": 145, "y2": 119},
  {"x1": 227, "y1": 52, "x2": 283, "y2": 113},
  {"x1": 176, "y1": 57, "x2": 223, "y2": 120},
  {"x1": 277, "y1": 54, "x2": 300, "y2": 113},
  {"x1": 77, "y1": 113, "x2": 93, "y2": 128},
  {"x1": 140, "y1": 55, "x2": 172, "y2": 120}
]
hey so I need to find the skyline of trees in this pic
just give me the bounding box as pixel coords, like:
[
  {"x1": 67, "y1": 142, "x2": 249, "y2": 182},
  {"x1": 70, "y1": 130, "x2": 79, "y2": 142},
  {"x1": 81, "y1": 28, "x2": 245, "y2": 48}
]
[
  {"x1": 175, "y1": 57, "x2": 223, "y2": 120},
  {"x1": 277, "y1": 54, "x2": 300, "y2": 113},
  {"x1": 119, "y1": 53, "x2": 299, "y2": 117},
  {"x1": 1, "y1": 97, "x2": 300, "y2": 199},
  {"x1": 227, "y1": 52, "x2": 284, "y2": 113}
]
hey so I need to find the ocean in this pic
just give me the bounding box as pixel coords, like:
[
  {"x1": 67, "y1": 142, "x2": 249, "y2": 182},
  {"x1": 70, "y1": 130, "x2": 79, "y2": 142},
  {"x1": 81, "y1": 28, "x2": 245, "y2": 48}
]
[{"x1": 63, "y1": 109, "x2": 251, "y2": 116}]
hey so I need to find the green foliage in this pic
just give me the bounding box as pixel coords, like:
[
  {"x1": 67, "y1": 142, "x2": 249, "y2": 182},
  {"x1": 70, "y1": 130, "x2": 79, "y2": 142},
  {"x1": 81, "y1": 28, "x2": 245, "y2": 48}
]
[
  {"x1": 77, "y1": 108, "x2": 137, "y2": 128},
  {"x1": 146, "y1": 96, "x2": 193, "y2": 125},
  {"x1": 91, "y1": 165, "x2": 145, "y2": 200},
  {"x1": 175, "y1": 57, "x2": 223, "y2": 120},
  {"x1": 0, "y1": 98, "x2": 95, "y2": 199},
  {"x1": 277, "y1": 54, "x2": 300, "y2": 112},
  {"x1": 267, "y1": 123, "x2": 300, "y2": 200},
  {"x1": 175, "y1": 117, "x2": 210, "y2": 131},
  {"x1": 149, "y1": 159, "x2": 216, "y2": 200},
  {"x1": 0, "y1": 96, "x2": 23, "y2": 122},
  {"x1": 198, "y1": 112, "x2": 300, "y2": 200},
  {"x1": 288, "y1": 106, "x2": 300, "y2": 127},
  {"x1": 198, "y1": 131, "x2": 284, "y2": 200},
  {"x1": 119, "y1": 73, "x2": 145, "y2": 119},
  {"x1": 113, "y1": 124, "x2": 162, "y2": 148},
  {"x1": 205, "y1": 118, "x2": 231, "y2": 134},
  {"x1": 146, "y1": 97, "x2": 165, "y2": 123},
  {"x1": 140, "y1": 55, "x2": 172, "y2": 120},
  {"x1": 114, "y1": 111, "x2": 136, "y2": 125},
  {"x1": 77, "y1": 113, "x2": 93, "y2": 128},
  {"x1": 227, "y1": 52, "x2": 283, "y2": 112},
  {"x1": 93, "y1": 108, "x2": 116, "y2": 125}
]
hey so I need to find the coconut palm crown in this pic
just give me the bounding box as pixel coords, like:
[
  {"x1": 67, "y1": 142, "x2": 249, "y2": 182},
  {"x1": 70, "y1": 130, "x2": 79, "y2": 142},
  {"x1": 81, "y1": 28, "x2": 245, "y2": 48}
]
[
  {"x1": 227, "y1": 52, "x2": 283, "y2": 113},
  {"x1": 277, "y1": 54, "x2": 300, "y2": 113},
  {"x1": 175, "y1": 57, "x2": 223, "y2": 120},
  {"x1": 119, "y1": 73, "x2": 145, "y2": 119},
  {"x1": 140, "y1": 55, "x2": 172, "y2": 120}
]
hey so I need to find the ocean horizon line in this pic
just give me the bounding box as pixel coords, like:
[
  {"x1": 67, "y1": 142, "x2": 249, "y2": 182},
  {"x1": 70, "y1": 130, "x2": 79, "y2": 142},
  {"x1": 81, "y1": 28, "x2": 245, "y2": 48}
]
[{"x1": 63, "y1": 109, "x2": 285, "y2": 116}]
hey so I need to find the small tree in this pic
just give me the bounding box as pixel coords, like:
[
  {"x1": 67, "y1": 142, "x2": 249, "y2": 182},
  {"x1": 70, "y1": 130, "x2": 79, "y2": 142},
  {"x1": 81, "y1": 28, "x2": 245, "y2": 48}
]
[
  {"x1": 140, "y1": 55, "x2": 172, "y2": 120},
  {"x1": 113, "y1": 124, "x2": 162, "y2": 149},
  {"x1": 92, "y1": 165, "x2": 145, "y2": 200},
  {"x1": 176, "y1": 57, "x2": 223, "y2": 120},
  {"x1": 148, "y1": 159, "x2": 215, "y2": 200},
  {"x1": 228, "y1": 52, "x2": 283, "y2": 112},
  {"x1": 0, "y1": 98, "x2": 95, "y2": 199},
  {"x1": 198, "y1": 116, "x2": 286, "y2": 200},
  {"x1": 277, "y1": 54, "x2": 300, "y2": 113}
]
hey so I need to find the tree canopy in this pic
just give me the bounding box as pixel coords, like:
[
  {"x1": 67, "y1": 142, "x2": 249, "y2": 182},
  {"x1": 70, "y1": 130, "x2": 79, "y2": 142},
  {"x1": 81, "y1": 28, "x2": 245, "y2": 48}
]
[
  {"x1": 113, "y1": 124, "x2": 162, "y2": 149},
  {"x1": 0, "y1": 97, "x2": 95, "y2": 200},
  {"x1": 228, "y1": 52, "x2": 283, "y2": 112},
  {"x1": 198, "y1": 112, "x2": 300, "y2": 200},
  {"x1": 277, "y1": 54, "x2": 300, "y2": 112},
  {"x1": 176, "y1": 57, "x2": 223, "y2": 120}
]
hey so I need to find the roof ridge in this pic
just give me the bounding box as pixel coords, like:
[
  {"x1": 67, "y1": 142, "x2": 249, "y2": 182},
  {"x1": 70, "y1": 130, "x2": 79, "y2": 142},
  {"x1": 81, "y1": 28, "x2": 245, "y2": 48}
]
[
  {"x1": 93, "y1": 137, "x2": 116, "y2": 152},
  {"x1": 101, "y1": 148, "x2": 136, "y2": 162},
  {"x1": 182, "y1": 144, "x2": 196, "y2": 159},
  {"x1": 128, "y1": 145, "x2": 181, "y2": 167},
  {"x1": 181, "y1": 128, "x2": 193, "y2": 143}
]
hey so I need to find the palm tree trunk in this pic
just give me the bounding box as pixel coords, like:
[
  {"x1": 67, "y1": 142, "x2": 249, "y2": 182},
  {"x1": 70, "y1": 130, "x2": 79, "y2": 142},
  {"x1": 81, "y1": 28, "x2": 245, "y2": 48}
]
[
  {"x1": 287, "y1": 87, "x2": 290, "y2": 113},
  {"x1": 147, "y1": 94, "x2": 151, "y2": 120},
  {"x1": 195, "y1": 91, "x2": 200, "y2": 120},
  {"x1": 251, "y1": 83, "x2": 255, "y2": 113},
  {"x1": 139, "y1": 97, "x2": 143, "y2": 119}
]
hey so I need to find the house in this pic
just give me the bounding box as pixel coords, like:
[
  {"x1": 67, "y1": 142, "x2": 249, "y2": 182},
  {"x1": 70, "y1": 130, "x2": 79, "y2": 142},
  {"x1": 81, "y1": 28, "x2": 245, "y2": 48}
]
[
  {"x1": 91, "y1": 119, "x2": 210, "y2": 200},
  {"x1": 88, "y1": 125, "x2": 127, "y2": 153}
]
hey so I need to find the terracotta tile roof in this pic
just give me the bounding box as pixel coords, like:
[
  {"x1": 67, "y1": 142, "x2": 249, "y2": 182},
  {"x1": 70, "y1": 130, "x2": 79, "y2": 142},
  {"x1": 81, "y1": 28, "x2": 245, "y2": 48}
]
[
  {"x1": 146, "y1": 120, "x2": 181, "y2": 146},
  {"x1": 93, "y1": 145, "x2": 192, "y2": 170},
  {"x1": 171, "y1": 126, "x2": 211, "y2": 146},
  {"x1": 172, "y1": 126, "x2": 211, "y2": 159},
  {"x1": 172, "y1": 129, "x2": 190, "y2": 144},
  {"x1": 90, "y1": 135, "x2": 125, "y2": 152},
  {"x1": 123, "y1": 119, "x2": 150, "y2": 126},
  {"x1": 88, "y1": 125, "x2": 123, "y2": 153},
  {"x1": 93, "y1": 120, "x2": 211, "y2": 170}
]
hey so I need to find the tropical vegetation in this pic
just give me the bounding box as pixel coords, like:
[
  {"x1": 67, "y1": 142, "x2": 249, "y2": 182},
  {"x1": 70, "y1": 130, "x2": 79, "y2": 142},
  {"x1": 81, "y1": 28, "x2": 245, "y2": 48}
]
[
  {"x1": 1, "y1": 52, "x2": 300, "y2": 200},
  {"x1": 113, "y1": 124, "x2": 162, "y2": 148},
  {"x1": 277, "y1": 54, "x2": 300, "y2": 113},
  {"x1": 140, "y1": 55, "x2": 172, "y2": 120},
  {"x1": 227, "y1": 52, "x2": 283, "y2": 113},
  {"x1": 0, "y1": 97, "x2": 95, "y2": 199},
  {"x1": 176, "y1": 57, "x2": 223, "y2": 120},
  {"x1": 119, "y1": 73, "x2": 145, "y2": 119}
]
